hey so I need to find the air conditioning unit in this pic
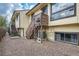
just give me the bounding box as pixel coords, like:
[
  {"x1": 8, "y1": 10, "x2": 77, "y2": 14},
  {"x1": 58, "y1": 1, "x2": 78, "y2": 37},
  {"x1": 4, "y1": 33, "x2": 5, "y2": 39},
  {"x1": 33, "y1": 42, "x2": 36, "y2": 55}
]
[{"x1": 36, "y1": 38, "x2": 42, "y2": 44}]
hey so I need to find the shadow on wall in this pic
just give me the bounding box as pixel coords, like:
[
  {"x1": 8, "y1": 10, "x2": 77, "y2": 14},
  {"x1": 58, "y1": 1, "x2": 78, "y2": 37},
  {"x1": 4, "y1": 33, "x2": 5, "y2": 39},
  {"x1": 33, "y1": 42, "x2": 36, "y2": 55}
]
[{"x1": 9, "y1": 24, "x2": 20, "y2": 37}]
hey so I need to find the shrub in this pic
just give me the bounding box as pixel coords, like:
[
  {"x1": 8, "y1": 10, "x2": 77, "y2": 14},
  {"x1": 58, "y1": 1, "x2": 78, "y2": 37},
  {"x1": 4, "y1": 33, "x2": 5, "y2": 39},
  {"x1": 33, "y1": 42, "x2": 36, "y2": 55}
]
[
  {"x1": 0, "y1": 28, "x2": 6, "y2": 42},
  {"x1": 43, "y1": 31, "x2": 47, "y2": 39}
]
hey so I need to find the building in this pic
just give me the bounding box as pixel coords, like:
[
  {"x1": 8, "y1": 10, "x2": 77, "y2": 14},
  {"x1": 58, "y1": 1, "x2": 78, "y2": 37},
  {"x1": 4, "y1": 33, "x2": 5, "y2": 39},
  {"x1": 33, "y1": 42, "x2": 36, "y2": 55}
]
[
  {"x1": 25, "y1": 3, "x2": 79, "y2": 45},
  {"x1": 11, "y1": 10, "x2": 29, "y2": 37},
  {"x1": 11, "y1": 3, "x2": 79, "y2": 45}
]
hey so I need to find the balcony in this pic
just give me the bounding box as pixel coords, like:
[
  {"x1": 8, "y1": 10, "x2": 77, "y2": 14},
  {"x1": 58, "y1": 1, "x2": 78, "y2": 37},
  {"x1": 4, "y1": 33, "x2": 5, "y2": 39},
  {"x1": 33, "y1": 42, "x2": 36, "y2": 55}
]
[
  {"x1": 33, "y1": 13, "x2": 48, "y2": 27},
  {"x1": 26, "y1": 13, "x2": 48, "y2": 39}
]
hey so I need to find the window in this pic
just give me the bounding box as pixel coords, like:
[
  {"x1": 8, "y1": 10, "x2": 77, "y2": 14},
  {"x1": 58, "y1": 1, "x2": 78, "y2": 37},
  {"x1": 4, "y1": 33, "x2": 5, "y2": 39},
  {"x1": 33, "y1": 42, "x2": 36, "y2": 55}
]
[
  {"x1": 42, "y1": 5, "x2": 48, "y2": 14},
  {"x1": 55, "y1": 33, "x2": 61, "y2": 41},
  {"x1": 71, "y1": 34, "x2": 77, "y2": 43},
  {"x1": 55, "y1": 32, "x2": 78, "y2": 44},
  {"x1": 51, "y1": 3, "x2": 76, "y2": 21},
  {"x1": 61, "y1": 33, "x2": 64, "y2": 41},
  {"x1": 65, "y1": 33, "x2": 71, "y2": 42}
]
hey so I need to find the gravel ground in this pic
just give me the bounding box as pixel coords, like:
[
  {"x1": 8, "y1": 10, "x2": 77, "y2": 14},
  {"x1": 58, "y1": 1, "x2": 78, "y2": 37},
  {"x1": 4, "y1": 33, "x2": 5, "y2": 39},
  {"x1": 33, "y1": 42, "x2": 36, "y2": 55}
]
[{"x1": 0, "y1": 33, "x2": 79, "y2": 56}]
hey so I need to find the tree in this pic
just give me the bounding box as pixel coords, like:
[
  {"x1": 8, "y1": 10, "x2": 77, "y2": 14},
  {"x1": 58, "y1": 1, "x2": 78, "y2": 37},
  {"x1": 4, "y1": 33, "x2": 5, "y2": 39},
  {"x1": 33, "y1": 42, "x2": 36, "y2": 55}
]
[
  {"x1": 0, "y1": 16, "x2": 7, "y2": 27},
  {"x1": 0, "y1": 16, "x2": 7, "y2": 40}
]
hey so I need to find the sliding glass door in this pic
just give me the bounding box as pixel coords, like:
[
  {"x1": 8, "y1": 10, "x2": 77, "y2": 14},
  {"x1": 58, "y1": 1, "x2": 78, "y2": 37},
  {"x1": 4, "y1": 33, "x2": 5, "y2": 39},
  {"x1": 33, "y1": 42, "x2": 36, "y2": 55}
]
[{"x1": 55, "y1": 32, "x2": 78, "y2": 44}]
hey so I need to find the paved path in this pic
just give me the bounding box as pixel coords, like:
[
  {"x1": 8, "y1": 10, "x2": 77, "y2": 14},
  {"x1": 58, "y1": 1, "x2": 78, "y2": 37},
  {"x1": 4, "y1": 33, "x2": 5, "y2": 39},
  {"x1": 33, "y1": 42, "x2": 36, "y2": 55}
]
[{"x1": 1, "y1": 33, "x2": 79, "y2": 56}]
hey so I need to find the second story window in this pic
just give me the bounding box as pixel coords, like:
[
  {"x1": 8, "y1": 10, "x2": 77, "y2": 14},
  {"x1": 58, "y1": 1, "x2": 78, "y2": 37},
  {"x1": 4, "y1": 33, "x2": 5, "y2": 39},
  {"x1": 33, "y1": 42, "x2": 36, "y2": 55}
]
[
  {"x1": 51, "y1": 3, "x2": 76, "y2": 21},
  {"x1": 42, "y1": 5, "x2": 48, "y2": 15}
]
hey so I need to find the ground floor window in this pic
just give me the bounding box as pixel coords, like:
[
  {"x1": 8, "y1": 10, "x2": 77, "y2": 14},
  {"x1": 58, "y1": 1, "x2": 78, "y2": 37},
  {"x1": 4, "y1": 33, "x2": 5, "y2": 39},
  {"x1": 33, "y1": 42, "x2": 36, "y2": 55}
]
[{"x1": 55, "y1": 32, "x2": 78, "y2": 44}]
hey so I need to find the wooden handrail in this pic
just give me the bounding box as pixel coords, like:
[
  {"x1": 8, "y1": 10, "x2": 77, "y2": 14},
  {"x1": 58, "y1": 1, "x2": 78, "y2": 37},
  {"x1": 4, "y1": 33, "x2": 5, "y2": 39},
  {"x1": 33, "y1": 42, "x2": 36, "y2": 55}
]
[
  {"x1": 26, "y1": 13, "x2": 48, "y2": 39},
  {"x1": 26, "y1": 20, "x2": 35, "y2": 39}
]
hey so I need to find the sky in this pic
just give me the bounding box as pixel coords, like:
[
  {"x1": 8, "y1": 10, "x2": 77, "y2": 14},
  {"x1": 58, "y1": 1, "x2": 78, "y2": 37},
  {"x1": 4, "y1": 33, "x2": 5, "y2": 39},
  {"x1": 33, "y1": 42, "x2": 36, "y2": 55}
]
[{"x1": 0, "y1": 3, "x2": 36, "y2": 23}]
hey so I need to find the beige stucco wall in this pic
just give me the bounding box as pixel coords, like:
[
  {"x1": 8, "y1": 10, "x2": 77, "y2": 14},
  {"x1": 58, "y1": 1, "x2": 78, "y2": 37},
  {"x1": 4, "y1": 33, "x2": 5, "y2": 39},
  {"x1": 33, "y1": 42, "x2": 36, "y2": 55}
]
[
  {"x1": 77, "y1": 3, "x2": 79, "y2": 23},
  {"x1": 47, "y1": 3, "x2": 51, "y2": 26},
  {"x1": 46, "y1": 28, "x2": 55, "y2": 41},
  {"x1": 19, "y1": 11, "x2": 31, "y2": 37},
  {"x1": 49, "y1": 17, "x2": 78, "y2": 26},
  {"x1": 53, "y1": 25, "x2": 79, "y2": 32}
]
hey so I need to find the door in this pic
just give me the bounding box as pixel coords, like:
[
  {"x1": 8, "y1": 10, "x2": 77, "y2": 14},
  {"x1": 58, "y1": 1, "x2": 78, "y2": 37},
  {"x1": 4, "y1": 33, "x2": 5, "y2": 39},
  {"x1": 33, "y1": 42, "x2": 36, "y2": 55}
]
[
  {"x1": 55, "y1": 32, "x2": 78, "y2": 44},
  {"x1": 55, "y1": 33, "x2": 61, "y2": 41},
  {"x1": 20, "y1": 29, "x2": 24, "y2": 37}
]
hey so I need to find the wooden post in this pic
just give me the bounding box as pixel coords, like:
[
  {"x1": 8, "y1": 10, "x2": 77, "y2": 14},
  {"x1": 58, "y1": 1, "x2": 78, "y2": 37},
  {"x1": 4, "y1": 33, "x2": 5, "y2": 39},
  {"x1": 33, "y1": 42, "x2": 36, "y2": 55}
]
[
  {"x1": 34, "y1": 20, "x2": 35, "y2": 39},
  {"x1": 40, "y1": 13, "x2": 43, "y2": 42},
  {"x1": 77, "y1": 33, "x2": 79, "y2": 46}
]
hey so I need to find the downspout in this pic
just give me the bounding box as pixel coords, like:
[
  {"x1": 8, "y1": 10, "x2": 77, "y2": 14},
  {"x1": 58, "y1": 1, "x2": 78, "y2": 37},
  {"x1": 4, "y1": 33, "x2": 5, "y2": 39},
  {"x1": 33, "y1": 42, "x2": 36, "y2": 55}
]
[
  {"x1": 76, "y1": 4, "x2": 79, "y2": 46},
  {"x1": 19, "y1": 13, "x2": 21, "y2": 36},
  {"x1": 40, "y1": 12, "x2": 43, "y2": 43}
]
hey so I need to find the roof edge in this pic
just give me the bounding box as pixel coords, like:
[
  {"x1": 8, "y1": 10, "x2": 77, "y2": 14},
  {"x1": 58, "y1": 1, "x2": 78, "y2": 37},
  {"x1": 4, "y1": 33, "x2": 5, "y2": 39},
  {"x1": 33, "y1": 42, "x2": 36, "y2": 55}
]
[{"x1": 26, "y1": 3, "x2": 40, "y2": 15}]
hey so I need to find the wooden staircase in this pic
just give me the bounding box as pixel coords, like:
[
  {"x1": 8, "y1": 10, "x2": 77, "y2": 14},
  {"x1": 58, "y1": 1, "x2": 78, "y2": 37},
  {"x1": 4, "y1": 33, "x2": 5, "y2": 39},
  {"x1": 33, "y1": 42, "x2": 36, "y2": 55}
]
[
  {"x1": 26, "y1": 20, "x2": 35, "y2": 39},
  {"x1": 26, "y1": 21, "x2": 39, "y2": 39},
  {"x1": 26, "y1": 13, "x2": 48, "y2": 39}
]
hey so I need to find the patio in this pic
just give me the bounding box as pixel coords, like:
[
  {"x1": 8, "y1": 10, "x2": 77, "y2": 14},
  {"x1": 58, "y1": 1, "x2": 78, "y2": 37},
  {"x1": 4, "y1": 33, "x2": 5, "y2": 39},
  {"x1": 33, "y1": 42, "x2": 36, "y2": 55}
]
[{"x1": 0, "y1": 33, "x2": 79, "y2": 56}]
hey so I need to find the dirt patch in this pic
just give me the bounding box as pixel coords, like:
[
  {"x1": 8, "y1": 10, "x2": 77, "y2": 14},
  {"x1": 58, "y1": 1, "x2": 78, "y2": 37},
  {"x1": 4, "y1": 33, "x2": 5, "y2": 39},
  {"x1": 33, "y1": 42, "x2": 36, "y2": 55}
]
[{"x1": 1, "y1": 34, "x2": 79, "y2": 56}]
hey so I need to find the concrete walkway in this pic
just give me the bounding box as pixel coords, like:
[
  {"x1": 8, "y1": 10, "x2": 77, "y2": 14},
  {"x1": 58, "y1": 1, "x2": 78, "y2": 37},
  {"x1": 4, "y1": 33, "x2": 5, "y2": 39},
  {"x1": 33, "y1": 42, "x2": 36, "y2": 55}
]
[{"x1": 0, "y1": 33, "x2": 79, "y2": 56}]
